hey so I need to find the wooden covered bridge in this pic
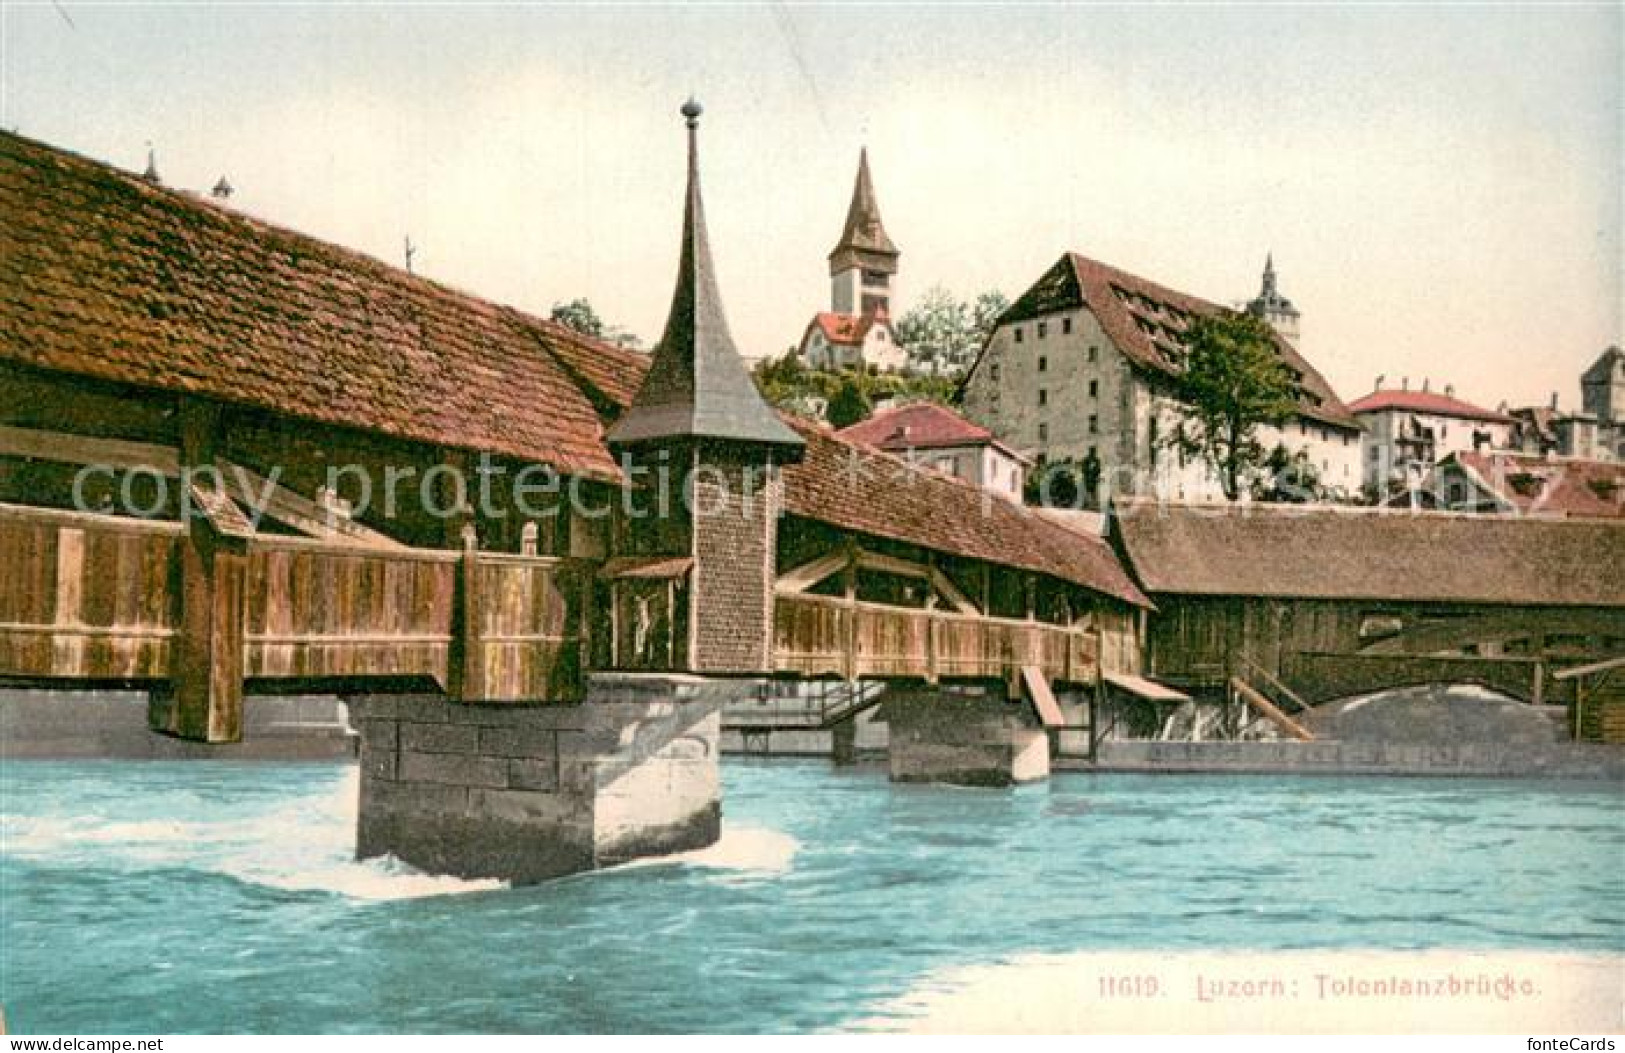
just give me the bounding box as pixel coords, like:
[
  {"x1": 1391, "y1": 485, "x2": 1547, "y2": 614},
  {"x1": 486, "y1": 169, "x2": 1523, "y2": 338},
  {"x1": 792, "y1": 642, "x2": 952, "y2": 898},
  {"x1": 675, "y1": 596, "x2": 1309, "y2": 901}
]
[{"x1": 0, "y1": 110, "x2": 1148, "y2": 876}]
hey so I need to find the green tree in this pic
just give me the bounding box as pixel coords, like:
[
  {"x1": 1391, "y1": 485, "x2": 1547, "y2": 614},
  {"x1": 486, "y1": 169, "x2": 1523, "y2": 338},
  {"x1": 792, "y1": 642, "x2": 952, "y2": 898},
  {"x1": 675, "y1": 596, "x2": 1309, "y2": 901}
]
[
  {"x1": 895, "y1": 286, "x2": 1006, "y2": 376},
  {"x1": 826, "y1": 375, "x2": 874, "y2": 429},
  {"x1": 1255, "y1": 443, "x2": 1324, "y2": 503},
  {"x1": 549, "y1": 298, "x2": 606, "y2": 339},
  {"x1": 972, "y1": 289, "x2": 1010, "y2": 340},
  {"x1": 1024, "y1": 450, "x2": 1102, "y2": 509},
  {"x1": 1168, "y1": 313, "x2": 1299, "y2": 501}
]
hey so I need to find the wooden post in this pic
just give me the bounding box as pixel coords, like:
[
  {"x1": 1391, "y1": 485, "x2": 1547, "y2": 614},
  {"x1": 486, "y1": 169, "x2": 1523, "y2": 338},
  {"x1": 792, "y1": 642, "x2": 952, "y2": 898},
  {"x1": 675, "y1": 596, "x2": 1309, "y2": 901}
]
[
  {"x1": 842, "y1": 539, "x2": 858, "y2": 683},
  {"x1": 456, "y1": 524, "x2": 486, "y2": 702},
  {"x1": 158, "y1": 398, "x2": 247, "y2": 743},
  {"x1": 925, "y1": 554, "x2": 939, "y2": 683}
]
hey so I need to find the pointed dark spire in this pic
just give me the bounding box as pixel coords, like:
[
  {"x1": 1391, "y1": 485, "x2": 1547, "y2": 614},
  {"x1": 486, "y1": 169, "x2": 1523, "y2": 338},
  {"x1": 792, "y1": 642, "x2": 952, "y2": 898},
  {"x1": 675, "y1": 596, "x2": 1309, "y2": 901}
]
[
  {"x1": 141, "y1": 144, "x2": 160, "y2": 184},
  {"x1": 1261, "y1": 252, "x2": 1277, "y2": 297},
  {"x1": 827, "y1": 147, "x2": 899, "y2": 277},
  {"x1": 606, "y1": 99, "x2": 804, "y2": 457}
]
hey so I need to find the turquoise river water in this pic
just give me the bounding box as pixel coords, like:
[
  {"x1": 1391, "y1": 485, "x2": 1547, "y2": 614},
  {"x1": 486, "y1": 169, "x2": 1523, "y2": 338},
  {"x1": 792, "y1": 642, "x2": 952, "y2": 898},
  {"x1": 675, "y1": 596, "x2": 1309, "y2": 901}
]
[{"x1": 1, "y1": 759, "x2": 1621, "y2": 1033}]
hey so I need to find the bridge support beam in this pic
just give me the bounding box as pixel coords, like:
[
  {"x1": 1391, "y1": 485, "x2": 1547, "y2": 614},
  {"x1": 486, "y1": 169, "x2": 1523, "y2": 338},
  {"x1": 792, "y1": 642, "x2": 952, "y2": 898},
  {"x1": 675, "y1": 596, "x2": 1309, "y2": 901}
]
[
  {"x1": 882, "y1": 683, "x2": 1049, "y2": 786},
  {"x1": 351, "y1": 674, "x2": 749, "y2": 884}
]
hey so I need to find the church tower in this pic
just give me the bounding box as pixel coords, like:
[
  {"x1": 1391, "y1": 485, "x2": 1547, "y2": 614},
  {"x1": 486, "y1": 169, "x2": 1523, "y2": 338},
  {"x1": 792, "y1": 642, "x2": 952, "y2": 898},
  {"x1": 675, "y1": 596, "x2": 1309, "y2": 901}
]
[
  {"x1": 828, "y1": 149, "x2": 899, "y2": 317},
  {"x1": 1245, "y1": 253, "x2": 1302, "y2": 344}
]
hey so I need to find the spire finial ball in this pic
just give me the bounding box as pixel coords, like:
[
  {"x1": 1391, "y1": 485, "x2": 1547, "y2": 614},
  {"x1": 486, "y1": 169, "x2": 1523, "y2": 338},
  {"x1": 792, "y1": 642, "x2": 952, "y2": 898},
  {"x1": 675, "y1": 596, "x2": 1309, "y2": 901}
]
[{"x1": 681, "y1": 97, "x2": 703, "y2": 127}]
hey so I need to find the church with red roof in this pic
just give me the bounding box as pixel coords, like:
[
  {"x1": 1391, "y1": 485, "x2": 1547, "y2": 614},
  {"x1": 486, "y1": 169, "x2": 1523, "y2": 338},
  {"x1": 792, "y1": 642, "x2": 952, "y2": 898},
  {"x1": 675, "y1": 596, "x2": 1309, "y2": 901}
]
[{"x1": 795, "y1": 151, "x2": 906, "y2": 372}]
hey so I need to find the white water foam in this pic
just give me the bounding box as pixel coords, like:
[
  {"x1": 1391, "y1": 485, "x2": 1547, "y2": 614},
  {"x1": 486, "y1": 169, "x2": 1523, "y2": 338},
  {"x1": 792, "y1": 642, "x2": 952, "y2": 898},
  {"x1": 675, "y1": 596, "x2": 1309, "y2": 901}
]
[
  {"x1": 2, "y1": 768, "x2": 506, "y2": 902},
  {"x1": 3, "y1": 767, "x2": 799, "y2": 898},
  {"x1": 619, "y1": 823, "x2": 799, "y2": 877}
]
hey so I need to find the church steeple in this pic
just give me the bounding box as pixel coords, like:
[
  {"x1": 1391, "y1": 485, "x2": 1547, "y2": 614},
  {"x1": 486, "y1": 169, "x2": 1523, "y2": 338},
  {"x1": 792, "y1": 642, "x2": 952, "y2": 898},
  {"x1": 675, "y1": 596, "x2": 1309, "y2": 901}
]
[
  {"x1": 827, "y1": 149, "x2": 899, "y2": 317},
  {"x1": 1245, "y1": 251, "x2": 1301, "y2": 344},
  {"x1": 606, "y1": 99, "x2": 803, "y2": 456}
]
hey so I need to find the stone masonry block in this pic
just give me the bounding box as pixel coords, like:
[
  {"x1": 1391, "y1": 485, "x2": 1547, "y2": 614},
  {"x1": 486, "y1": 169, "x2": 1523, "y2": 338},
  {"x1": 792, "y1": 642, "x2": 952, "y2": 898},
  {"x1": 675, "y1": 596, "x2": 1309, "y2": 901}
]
[
  {"x1": 401, "y1": 722, "x2": 479, "y2": 754},
  {"x1": 508, "y1": 757, "x2": 560, "y2": 792},
  {"x1": 479, "y1": 726, "x2": 558, "y2": 759},
  {"x1": 399, "y1": 749, "x2": 509, "y2": 789}
]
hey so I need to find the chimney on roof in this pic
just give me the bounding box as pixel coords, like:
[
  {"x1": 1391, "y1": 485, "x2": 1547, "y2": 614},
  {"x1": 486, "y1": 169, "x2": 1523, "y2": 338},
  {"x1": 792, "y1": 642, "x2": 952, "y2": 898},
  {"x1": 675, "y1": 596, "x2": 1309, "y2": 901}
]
[
  {"x1": 141, "y1": 145, "x2": 160, "y2": 184},
  {"x1": 1375, "y1": 374, "x2": 1386, "y2": 391},
  {"x1": 211, "y1": 175, "x2": 233, "y2": 201},
  {"x1": 1422, "y1": 378, "x2": 1431, "y2": 393},
  {"x1": 1550, "y1": 391, "x2": 1560, "y2": 410},
  {"x1": 1445, "y1": 383, "x2": 1455, "y2": 398},
  {"x1": 1402, "y1": 377, "x2": 1410, "y2": 392}
]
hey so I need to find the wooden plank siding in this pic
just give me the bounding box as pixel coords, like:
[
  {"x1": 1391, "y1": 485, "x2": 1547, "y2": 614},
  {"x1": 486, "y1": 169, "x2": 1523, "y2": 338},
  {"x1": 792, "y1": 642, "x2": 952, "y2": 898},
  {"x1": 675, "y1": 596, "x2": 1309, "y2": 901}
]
[
  {"x1": 0, "y1": 505, "x2": 588, "y2": 712},
  {"x1": 1146, "y1": 593, "x2": 1625, "y2": 706},
  {"x1": 242, "y1": 538, "x2": 458, "y2": 686},
  {"x1": 0, "y1": 504, "x2": 180, "y2": 680},
  {"x1": 772, "y1": 592, "x2": 1105, "y2": 686},
  {"x1": 468, "y1": 554, "x2": 586, "y2": 701}
]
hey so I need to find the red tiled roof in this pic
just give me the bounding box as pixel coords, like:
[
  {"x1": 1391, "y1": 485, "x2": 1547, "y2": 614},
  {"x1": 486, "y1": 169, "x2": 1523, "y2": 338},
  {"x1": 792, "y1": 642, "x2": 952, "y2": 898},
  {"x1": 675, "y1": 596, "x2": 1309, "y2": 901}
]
[
  {"x1": 808, "y1": 311, "x2": 878, "y2": 347},
  {"x1": 1447, "y1": 452, "x2": 1625, "y2": 519},
  {"x1": 1348, "y1": 388, "x2": 1514, "y2": 424},
  {"x1": 0, "y1": 130, "x2": 628, "y2": 481},
  {"x1": 985, "y1": 253, "x2": 1358, "y2": 429},
  {"x1": 836, "y1": 402, "x2": 994, "y2": 451},
  {"x1": 781, "y1": 418, "x2": 1149, "y2": 607}
]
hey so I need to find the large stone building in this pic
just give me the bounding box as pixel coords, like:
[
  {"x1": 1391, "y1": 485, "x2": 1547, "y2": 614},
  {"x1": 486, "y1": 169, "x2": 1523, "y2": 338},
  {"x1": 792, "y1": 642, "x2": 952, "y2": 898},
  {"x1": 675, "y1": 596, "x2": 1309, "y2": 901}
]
[
  {"x1": 959, "y1": 253, "x2": 1362, "y2": 503},
  {"x1": 796, "y1": 150, "x2": 905, "y2": 372},
  {"x1": 1349, "y1": 380, "x2": 1515, "y2": 495}
]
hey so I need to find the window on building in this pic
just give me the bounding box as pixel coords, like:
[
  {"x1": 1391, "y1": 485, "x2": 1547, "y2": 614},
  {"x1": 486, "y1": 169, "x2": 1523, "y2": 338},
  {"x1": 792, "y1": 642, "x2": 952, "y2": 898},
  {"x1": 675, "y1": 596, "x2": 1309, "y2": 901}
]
[
  {"x1": 876, "y1": 329, "x2": 887, "y2": 342},
  {"x1": 1089, "y1": 379, "x2": 1099, "y2": 399},
  {"x1": 991, "y1": 364, "x2": 1000, "y2": 383},
  {"x1": 1063, "y1": 318, "x2": 1073, "y2": 335},
  {"x1": 1038, "y1": 423, "x2": 1049, "y2": 442},
  {"x1": 1014, "y1": 327, "x2": 1024, "y2": 344},
  {"x1": 1088, "y1": 345, "x2": 1099, "y2": 363},
  {"x1": 1037, "y1": 321, "x2": 1048, "y2": 339},
  {"x1": 1088, "y1": 414, "x2": 1099, "y2": 434},
  {"x1": 1038, "y1": 356, "x2": 1048, "y2": 372},
  {"x1": 1039, "y1": 389, "x2": 1048, "y2": 407}
]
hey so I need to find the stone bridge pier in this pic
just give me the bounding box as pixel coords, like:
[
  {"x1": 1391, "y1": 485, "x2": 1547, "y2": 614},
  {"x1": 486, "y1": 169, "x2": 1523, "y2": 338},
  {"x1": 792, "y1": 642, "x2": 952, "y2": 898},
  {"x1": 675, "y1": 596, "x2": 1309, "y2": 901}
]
[
  {"x1": 881, "y1": 683, "x2": 1050, "y2": 787},
  {"x1": 350, "y1": 674, "x2": 752, "y2": 884}
]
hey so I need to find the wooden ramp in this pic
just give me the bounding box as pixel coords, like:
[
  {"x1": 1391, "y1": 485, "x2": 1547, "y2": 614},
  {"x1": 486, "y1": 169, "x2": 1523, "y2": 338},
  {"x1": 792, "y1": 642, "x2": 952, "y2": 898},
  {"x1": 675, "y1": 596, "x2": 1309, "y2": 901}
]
[
  {"x1": 1020, "y1": 666, "x2": 1067, "y2": 729},
  {"x1": 1229, "y1": 677, "x2": 1316, "y2": 741}
]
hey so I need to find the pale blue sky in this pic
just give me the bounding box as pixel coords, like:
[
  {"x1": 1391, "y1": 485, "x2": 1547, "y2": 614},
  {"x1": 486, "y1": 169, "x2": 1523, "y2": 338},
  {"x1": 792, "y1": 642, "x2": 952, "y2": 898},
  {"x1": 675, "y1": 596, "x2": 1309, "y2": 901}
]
[{"x1": 3, "y1": 2, "x2": 1619, "y2": 411}]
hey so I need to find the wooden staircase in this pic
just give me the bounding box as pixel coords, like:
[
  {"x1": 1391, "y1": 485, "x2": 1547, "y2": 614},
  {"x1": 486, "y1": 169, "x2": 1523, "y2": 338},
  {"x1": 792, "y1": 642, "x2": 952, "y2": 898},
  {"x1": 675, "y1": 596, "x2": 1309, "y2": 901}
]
[{"x1": 1555, "y1": 657, "x2": 1625, "y2": 744}]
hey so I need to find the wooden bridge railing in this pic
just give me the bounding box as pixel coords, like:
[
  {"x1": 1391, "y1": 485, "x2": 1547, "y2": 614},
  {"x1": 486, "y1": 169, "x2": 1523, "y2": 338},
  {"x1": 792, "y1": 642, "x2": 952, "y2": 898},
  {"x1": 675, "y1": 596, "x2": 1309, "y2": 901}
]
[
  {"x1": 0, "y1": 503, "x2": 181, "y2": 682},
  {"x1": 0, "y1": 504, "x2": 590, "y2": 734},
  {"x1": 772, "y1": 592, "x2": 1101, "y2": 685},
  {"x1": 242, "y1": 536, "x2": 460, "y2": 687}
]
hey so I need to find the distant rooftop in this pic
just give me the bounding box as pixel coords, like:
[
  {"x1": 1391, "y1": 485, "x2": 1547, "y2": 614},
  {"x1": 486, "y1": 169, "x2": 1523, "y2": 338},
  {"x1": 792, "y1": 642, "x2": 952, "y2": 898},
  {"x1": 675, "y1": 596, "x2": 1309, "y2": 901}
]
[
  {"x1": 1349, "y1": 387, "x2": 1514, "y2": 424},
  {"x1": 837, "y1": 401, "x2": 1029, "y2": 461}
]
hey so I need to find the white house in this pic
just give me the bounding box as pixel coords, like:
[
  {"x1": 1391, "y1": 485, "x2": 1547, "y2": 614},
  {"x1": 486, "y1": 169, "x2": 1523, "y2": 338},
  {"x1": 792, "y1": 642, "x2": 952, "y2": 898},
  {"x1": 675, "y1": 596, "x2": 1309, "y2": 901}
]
[
  {"x1": 837, "y1": 401, "x2": 1030, "y2": 501},
  {"x1": 1349, "y1": 380, "x2": 1513, "y2": 495}
]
